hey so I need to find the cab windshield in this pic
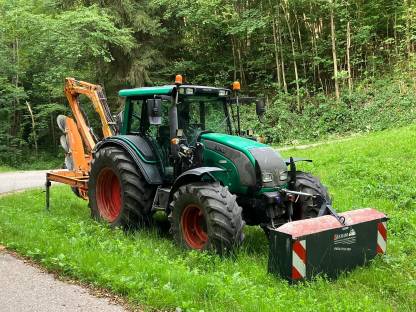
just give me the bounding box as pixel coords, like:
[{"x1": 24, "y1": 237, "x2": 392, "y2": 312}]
[{"x1": 177, "y1": 96, "x2": 233, "y2": 144}]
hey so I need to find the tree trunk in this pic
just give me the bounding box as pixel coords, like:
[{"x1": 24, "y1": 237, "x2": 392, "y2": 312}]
[
  {"x1": 346, "y1": 21, "x2": 353, "y2": 95},
  {"x1": 231, "y1": 37, "x2": 238, "y2": 81},
  {"x1": 282, "y1": 1, "x2": 301, "y2": 109},
  {"x1": 237, "y1": 42, "x2": 245, "y2": 86},
  {"x1": 406, "y1": 0, "x2": 412, "y2": 58},
  {"x1": 12, "y1": 37, "x2": 21, "y2": 138},
  {"x1": 295, "y1": 12, "x2": 307, "y2": 77},
  {"x1": 304, "y1": 12, "x2": 316, "y2": 86},
  {"x1": 330, "y1": 1, "x2": 340, "y2": 101},
  {"x1": 394, "y1": 11, "x2": 399, "y2": 55},
  {"x1": 277, "y1": 4, "x2": 288, "y2": 93},
  {"x1": 26, "y1": 102, "x2": 38, "y2": 157},
  {"x1": 313, "y1": 19, "x2": 325, "y2": 92},
  {"x1": 270, "y1": 7, "x2": 282, "y2": 88},
  {"x1": 50, "y1": 113, "x2": 56, "y2": 152}
]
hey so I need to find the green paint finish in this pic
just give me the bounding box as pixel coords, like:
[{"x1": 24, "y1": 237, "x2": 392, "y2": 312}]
[
  {"x1": 202, "y1": 148, "x2": 246, "y2": 194},
  {"x1": 200, "y1": 132, "x2": 288, "y2": 195},
  {"x1": 203, "y1": 146, "x2": 283, "y2": 195},
  {"x1": 200, "y1": 132, "x2": 260, "y2": 194},
  {"x1": 111, "y1": 136, "x2": 158, "y2": 164},
  {"x1": 118, "y1": 86, "x2": 175, "y2": 97},
  {"x1": 201, "y1": 132, "x2": 265, "y2": 165}
]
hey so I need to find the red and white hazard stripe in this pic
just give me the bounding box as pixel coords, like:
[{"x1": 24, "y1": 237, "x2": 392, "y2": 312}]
[
  {"x1": 377, "y1": 221, "x2": 387, "y2": 254},
  {"x1": 292, "y1": 240, "x2": 306, "y2": 280}
]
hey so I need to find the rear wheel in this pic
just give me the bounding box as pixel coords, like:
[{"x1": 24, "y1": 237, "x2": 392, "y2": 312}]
[
  {"x1": 95, "y1": 168, "x2": 122, "y2": 221},
  {"x1": 293, "y1": 172, "x2": 332, "y2": 220},
  {"x1": 88, "y1": 146, "x2": 155, "y2": 228},
  {"x1": 169, "y1": 182, "x2": 245, "y2": 254}
]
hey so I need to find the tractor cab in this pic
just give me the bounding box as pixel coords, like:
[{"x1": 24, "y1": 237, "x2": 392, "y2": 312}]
[
  {"x1": 118, "y1": 79, "x2": 265, "y2": 182},
  {"x1": 119, "y1": 77, "x2": 265, "y2": 139},
  {"x1": 120, "y1": 84, "x2": 233, "y2": 141}
]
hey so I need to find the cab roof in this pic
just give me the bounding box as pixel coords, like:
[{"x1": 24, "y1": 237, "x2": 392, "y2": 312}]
[
  {"x1": 119, "y1": 85, "x2": 175, "y2": 97},
  {"x1": 118, "y1": 85, "x2": 231, "y2": 97}
]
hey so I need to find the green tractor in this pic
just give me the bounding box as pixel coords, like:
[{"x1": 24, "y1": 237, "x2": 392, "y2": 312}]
[
  {"x1": 83, "y1": 77, "x2": 331, "y2": 253},
  {"x1": 49, "y1": 77, "x2": 387, "y2": 280}
]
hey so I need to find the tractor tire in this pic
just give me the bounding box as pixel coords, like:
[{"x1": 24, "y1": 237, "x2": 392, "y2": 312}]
[
  {"x1": 88, "y1": 146, "x2": 155, "y2": 228},
  {"x1": 293, "y1": 172, "x2": 332, "y2": 220},
  {"x1": 169, "y1": 182, "x2": 245, "y2": 254}
]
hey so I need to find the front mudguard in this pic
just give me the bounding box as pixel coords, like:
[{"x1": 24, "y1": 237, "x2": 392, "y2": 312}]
[{"x1": 167, "y1": 167, "x2": 224, "y2": 214}]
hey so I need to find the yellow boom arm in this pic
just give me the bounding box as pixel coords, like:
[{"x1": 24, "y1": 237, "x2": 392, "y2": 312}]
[{"x1": 64, "y1": 77, "x2": 116, "y2": 153}]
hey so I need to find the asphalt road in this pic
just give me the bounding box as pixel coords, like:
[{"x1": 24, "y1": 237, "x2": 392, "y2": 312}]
[
  {"x1": 0, "y1": 170, "x2": 49, "y2": 194},
  {"x1": 0, "y1": 170, "x2": 127, "y2": 312}
]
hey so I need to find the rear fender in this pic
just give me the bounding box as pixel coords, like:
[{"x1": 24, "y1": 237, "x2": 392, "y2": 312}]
[{"x1": 94, "y1": 135, "x2": 163, "y2": 185}]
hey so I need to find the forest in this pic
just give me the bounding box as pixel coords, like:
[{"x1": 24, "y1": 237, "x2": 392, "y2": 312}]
[{"x1": 1, "y1": 0, "x2": 416, "y2": 167}]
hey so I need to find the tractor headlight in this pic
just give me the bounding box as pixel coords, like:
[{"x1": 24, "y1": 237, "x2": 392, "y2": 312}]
[
  {"x1": 262, "y1": 172, "x2": 274, "y2": 183},
  {"x1": 218, "y1": 90, "x2": 228, "y2": 96},
  {"x1": 279, "y1": 171, "x2": 288, "y2": 181},
  {"x1": 179, "y1": 87, "x2": 195, "y2": 95},
  {"x1": 185, "y1": 88, "x2": 194, "y2": 95}
]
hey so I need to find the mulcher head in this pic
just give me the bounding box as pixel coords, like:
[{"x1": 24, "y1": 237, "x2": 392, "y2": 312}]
[
  {"x1": 56, "y1": 114, "x2": 67, "y2": 132},
  {"x1": 268, "y1": 208, "x2": 388, "y2": 282},
  {"x1": 56, "y1": 115, "x2": 89, "y2": 172}
]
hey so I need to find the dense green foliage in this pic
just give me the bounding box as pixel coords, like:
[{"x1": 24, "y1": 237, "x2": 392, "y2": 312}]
[
  {"x1": 0, "y1": 0, "x2": 134, "y2": 166},
  {"x1": 0, "y1": 125, "x2": 415, "y2": 311},
  {"x1": 245, "y1": 71, "x2": 416, "y2": 143},
  {"x1": 1, "y1": 0, "x2": 416, "y2": 165}
]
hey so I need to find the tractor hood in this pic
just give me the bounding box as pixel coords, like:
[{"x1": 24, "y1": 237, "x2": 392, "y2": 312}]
[
  {"x1": 200, "y1": 133, "x2": 288, "y2": 189},
  {"x1": 201, "y1": 133, "x2": 266, "y2": 155}
]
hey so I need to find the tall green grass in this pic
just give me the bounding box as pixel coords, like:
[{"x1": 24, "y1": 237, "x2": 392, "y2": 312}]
[{"x1": 0, "y1": 125, "x2": 415, "y2": 311}]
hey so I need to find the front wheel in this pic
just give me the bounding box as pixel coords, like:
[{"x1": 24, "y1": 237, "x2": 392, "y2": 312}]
[
  {"x1": 293, "y1": 172, "x2": 332, "y2": 220},
  {"x1": 169, "y1": 182, "x2": 245, "y2": 254}
]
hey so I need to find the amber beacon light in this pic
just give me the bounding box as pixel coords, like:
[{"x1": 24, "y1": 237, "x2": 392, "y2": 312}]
[
  {"x1": 232, "y1": 81, "x2": 241, "y2": 91},
  {"x1": 175, "y1": 74, "x2": 183, "y2": 85}
]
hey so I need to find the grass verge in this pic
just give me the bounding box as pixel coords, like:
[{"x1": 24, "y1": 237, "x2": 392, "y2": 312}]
[
  {"x1": 0, "y1": 126, "x2": 415, "y2": 311},
  {"x1": 0, "y1": 165, "x2": 16, "y2": 173}
]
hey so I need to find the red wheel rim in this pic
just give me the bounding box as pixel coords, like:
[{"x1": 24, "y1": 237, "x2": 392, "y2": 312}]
[
  {"x1": 96, "y1": 168, "x2": 122, "y2": 222},
  {"x1": 181, "y1": 204, "x2": 208, "y2": 249}
]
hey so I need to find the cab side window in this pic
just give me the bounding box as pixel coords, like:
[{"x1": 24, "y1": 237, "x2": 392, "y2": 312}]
[{"x1": 129, "y1": 99, "x2": 143, "y2": 133}]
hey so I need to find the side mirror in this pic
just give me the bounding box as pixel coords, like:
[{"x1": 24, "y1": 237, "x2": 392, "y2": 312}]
[
  {"x1": 255, "y1": 99, "x2": 266, "y2": 122},
  {"x1": 147, "y1": 99, "x2": 162, "y2": 125}
]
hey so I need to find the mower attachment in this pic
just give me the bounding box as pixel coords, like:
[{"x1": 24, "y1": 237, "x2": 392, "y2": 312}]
[{"x1": 268, "y1": 208, "x2": 388, "y2": 282}]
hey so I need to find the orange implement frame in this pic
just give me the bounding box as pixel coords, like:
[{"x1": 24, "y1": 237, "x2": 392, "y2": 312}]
[
  {"x1": 46, "y1": 78, "x2": 117, "y2": 209},
  {"x1": 65, "y1": 116, "x2": 90, "y2": 172},
  {"x1": 46, "y1": 170, "x2": 89, "y2": 209},
  {"x1": 64, "y1": 77, "x2": 116, "y2": 153}
]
